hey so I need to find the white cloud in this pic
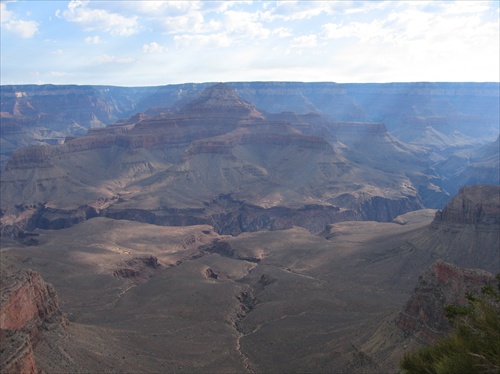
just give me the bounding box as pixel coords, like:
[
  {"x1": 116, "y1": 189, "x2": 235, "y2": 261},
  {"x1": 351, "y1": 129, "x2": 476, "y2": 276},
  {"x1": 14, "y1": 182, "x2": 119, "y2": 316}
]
[
  {"x1": 0, "y1": 2, "x2": 14, "y2": 23},
  {"x1": 224, "y1": 10, "x2": 270, "y2": 39},
  {"x1": 92, "y1": 54, "x2": 135, "y2": 64},
  {"x1": 174, "y1": 33, "x2": 233, "y2": 49},
  {"x1": 60, "y1": 0, "x2": 139, "y2": 36},
  {"x1": 321, "y1": 1, "x2": 498, "y2": 50},
  {"x1": 290, "y1": 34, "x2": 317, "y2": 49},
  {"x1": 132, "y1": 1, "x2": 202, "y2": 16},
  {"x1": 85, "y1": 35, "x2": 102, "y2": 44},
  {"x1": 272, "y1": 27, "x2": 292, "y2": 38},
  {"x1": 322, "y1": 20, "x2": 392, "y2": 44},
  {"x1": 1, "y1": 0, "x2": 498, "y2": 85},
  {"x1": 202, "y1": 1, "x2": 252, "y2": 13},
  {"x1": 2, "y1": 18, "x2": 39, "y2": 38},
  {"x1": 142, "y1": 42, "x2": 166, "y2": 54},
  {"x1": 160, "y1": 11, "x2": 220, "y2": 34},
  {"x1": 130, "y1": 1, "x2": 250, "y2": 16},
  {"x1": 1, "y1": 2, "x2": 39, "y2": 38},
  {"x1": 437, "y1": 1, "x2": 491, "y2": 15},
  {"x1": 264, "y1": 1, "x2": 334, "y2": 21},
  {"x1": 315, "y1": 1, "x2": 499, "y2": 83}
]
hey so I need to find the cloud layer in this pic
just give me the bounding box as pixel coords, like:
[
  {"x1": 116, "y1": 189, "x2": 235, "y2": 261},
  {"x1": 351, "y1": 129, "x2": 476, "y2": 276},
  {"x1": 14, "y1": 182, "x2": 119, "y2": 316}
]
[{"x1": 1, "y1": 0, "x2": 499, "y2": 85}]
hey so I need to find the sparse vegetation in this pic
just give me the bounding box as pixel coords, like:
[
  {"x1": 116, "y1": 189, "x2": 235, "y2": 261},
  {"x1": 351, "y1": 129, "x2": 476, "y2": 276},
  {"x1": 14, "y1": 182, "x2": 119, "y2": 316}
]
[{"x1": 400, "y1": 275, "x2": 500, "y2": 374}]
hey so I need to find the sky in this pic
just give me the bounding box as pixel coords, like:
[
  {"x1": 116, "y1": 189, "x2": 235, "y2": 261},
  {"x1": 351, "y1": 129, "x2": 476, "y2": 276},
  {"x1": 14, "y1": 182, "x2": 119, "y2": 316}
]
[{"x1": 1, "y1": 0, "x2": 499, "y2": 86}]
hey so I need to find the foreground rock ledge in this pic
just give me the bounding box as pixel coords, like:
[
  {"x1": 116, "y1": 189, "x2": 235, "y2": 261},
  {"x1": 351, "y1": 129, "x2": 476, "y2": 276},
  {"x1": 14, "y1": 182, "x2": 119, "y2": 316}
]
[{"x1": 0, "y1": 268, "x2": 67, "y2": 374}]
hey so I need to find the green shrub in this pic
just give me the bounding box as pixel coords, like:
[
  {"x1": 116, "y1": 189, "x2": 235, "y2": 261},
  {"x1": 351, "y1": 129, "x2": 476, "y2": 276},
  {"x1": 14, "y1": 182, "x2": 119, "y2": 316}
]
[{"x1": 400, "y1": 275, "x2": 500, "y2": 374}]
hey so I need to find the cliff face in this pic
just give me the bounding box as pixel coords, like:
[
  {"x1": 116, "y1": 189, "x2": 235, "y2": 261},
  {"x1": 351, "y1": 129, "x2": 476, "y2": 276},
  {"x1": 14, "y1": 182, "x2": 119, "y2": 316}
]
[
  {"x1": 433, "y1": 185, "x2": 500, "y2": 225},
  {"x1": 1, "y1": 81, "x2": 497, "y2": 146},
  {"x1": 0, "y1": 268, "x2": 66, "y2": 374},
  {"x1": 0, "y1": 269, "x2": 63, "y2": 331},
  {"x1": 2, "y1": 83, "x2": 429, "y2": 237},
  {"x1": 0, "y1": 85, "x2": 155, "y2": 126},
  {"x1": 396, "y1": 260, "x2": 495, "y2": 345},
  {"x1": 0, "y1": 85, "x2": 156, "y2": 170}
]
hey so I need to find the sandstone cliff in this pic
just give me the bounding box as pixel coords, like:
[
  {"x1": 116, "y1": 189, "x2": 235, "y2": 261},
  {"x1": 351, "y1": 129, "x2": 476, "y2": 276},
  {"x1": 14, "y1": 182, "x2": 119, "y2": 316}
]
[{"x1": 0, "y1": 267, "x2": 66, "y2": 374}]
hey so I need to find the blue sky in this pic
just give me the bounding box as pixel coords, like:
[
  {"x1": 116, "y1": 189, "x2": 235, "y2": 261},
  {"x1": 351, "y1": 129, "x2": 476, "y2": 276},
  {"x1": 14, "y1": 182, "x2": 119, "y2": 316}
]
[{"x1": 1, "y1": 0, "x2": 499, "y2": 86}]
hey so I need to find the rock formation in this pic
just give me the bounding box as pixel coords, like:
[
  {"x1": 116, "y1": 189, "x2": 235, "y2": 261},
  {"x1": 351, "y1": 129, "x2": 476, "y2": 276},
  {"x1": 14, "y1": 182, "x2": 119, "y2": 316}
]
[
  {"x1": 358, "y1": 259, "x2": 498, "y2": 373},
  {"x1": 369, "y1": 185, "x2": 500, "y2": 275},
  {"x1": 395, "y1": 260, "x2": 496, "y2": 345},
  {"x1": 434, "y1": 184, "x2": 500, "y2": 225},
  {"x1": 113, "y1": 256, "x2": 162, "y2": 284},
  {"x1": 1, "y1": 82, "x2": 498, "y2": 172},
  {"x1": 0, "y1": 267, "x2": 66, "y2": 374},
  {"x1": 1, "y1": 83, "x2": 431, "y2": 237}
]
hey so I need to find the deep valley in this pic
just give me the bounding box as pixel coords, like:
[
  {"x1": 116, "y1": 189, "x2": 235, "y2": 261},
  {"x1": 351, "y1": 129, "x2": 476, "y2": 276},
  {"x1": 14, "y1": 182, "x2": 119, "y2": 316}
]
[{"x1": 0, "y1": 82, "x2": 499, "y2": 373}]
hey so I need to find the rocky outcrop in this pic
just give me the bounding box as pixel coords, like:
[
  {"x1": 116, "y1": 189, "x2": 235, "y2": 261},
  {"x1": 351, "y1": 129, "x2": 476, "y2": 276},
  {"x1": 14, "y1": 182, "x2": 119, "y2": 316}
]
[
  {"x1": 433, "y1": 185, "x2": 500, "y2": 225},
  {"x1": 0, "y1": 268, "x2": 66, "y2": 373},
  {"x1": 0, "y1": 269, "x2": 65, "y2": 335},
  {"x1": 0, "y1": 329, "x2": 37, "y2": 374},
  {"x1": 395, "y1": 260, "x2": 495, "y2": 345},
  {"x1": 113, "y1": 256, "x2": 162, "y2": 285}
]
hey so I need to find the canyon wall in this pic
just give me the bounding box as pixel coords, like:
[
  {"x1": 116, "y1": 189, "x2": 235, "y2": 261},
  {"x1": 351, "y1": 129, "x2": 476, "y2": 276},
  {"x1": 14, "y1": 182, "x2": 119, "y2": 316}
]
[
  {"x1": 0, "y1": 268, "x2": 66, "y2": 374},
  {"x1": 434, "y1": 184, "x2": 500, "y2": 225}
]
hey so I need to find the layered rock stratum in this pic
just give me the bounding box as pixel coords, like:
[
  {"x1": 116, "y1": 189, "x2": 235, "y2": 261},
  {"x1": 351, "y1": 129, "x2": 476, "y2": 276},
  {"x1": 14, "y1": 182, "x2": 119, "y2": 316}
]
[
  {"x1": 2, "y1": 82, "x2": 498, "y2": 171},
  {"x1": 434, "y1": 184, "x2": 500, "y2": 225},
  {"x1": 1, "y1": 83, "x2": 435, "y2": 237},
  {"x1": 0, "y1": 265, "x2": 66, "y2": 374}
]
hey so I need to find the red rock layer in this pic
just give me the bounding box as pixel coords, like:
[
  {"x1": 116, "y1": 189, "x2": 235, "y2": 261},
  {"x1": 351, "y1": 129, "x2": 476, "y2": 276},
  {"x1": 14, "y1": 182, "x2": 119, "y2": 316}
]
[{"x1": 0, "y1": 269, "x2": 66, "y2": 373}]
